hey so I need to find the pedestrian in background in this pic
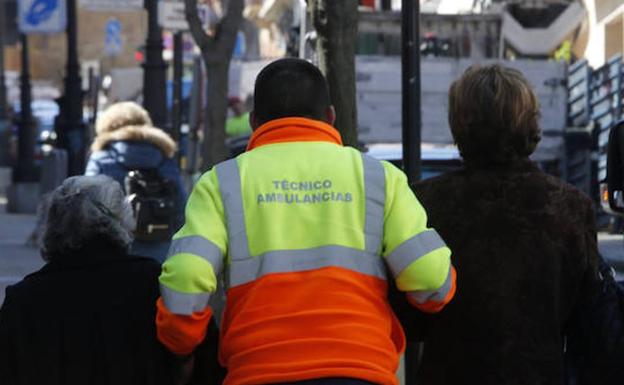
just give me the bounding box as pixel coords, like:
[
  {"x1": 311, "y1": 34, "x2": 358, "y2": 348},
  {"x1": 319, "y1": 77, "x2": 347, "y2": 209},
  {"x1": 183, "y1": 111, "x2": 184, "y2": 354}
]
[
  {"x1": 413, "y1": 64, "x2": 604, "y2": 385},
  {"x1": 0, "y1": 175, "x2": 173, "y2": 385},
  {"x1": 225, "y1": 96, "x2": 252, "y2": 137},
  {"x1": 156, "y1": 58, "x2": 456, "y2": 385},
  {"x1": 85, "y1": 101, "x2": 186, "y2": 262}
]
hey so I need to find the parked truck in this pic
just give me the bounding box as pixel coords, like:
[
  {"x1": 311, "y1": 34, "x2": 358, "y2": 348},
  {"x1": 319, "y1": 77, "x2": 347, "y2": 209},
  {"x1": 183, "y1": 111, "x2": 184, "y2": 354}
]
[{"x1": 226, "y1": 55, "x2": 574, "y2": 183}]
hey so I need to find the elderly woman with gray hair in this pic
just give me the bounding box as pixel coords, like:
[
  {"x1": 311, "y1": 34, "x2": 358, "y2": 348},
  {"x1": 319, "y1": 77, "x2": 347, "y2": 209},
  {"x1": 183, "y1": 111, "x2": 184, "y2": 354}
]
[{"x1": 0, "y1": 175, "x2": 173, "y2": 385}]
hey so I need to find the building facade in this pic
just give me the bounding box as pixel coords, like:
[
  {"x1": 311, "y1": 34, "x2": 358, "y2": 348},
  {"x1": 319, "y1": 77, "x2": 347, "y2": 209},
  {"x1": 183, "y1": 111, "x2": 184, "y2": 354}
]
[
  {"x1": 582, "y1": 0, "x2": 624, "y2": 67},
  {"x1": 4, "y1": 7, "x2": 146, "y2": 88}
]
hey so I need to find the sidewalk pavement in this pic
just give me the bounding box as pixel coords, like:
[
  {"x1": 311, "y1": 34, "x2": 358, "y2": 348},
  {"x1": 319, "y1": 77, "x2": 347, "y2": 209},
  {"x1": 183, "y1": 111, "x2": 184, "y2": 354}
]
[{"x1": 0, "y1": 199, "x2": 43, "y2": 306}]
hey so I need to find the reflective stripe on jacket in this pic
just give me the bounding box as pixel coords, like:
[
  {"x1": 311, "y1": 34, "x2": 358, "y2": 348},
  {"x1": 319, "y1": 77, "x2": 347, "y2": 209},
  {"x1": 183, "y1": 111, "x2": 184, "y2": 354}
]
[{"x1": 156, "y1": 117, "x2": 456, "y2": 385}]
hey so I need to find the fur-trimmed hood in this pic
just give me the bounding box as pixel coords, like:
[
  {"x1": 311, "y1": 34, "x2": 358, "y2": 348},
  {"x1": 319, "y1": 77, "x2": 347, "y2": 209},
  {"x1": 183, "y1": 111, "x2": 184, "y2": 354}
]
[{"x1": 91, "y1": 125, "x2": 177, "y2": 159}]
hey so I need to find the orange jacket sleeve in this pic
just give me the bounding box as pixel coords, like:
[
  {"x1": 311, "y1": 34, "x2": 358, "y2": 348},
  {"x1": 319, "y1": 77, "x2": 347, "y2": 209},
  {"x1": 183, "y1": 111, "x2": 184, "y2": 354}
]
[{"x1": 156, "y1": 298, "x2": 213, "y2": 355}]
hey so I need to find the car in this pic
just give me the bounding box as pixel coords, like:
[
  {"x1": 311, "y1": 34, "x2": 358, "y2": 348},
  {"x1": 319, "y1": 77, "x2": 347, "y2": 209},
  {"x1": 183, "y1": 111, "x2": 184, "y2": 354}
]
[
  {"x1": 364, "y1": 142, "x2": 463, "y2": 180},
  {"x1": 12, "y1": 99, "x2": 59, "y2": 139},
  {"x1": 9, "y1": 99, "x2": 59, "y2": 167},
  {"x1": 223, "y1": 139, "x2": 464, "y2": 180}
]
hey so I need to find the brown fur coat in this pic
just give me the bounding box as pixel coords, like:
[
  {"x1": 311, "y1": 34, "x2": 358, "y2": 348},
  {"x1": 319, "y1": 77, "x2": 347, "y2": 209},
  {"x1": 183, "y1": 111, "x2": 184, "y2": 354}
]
[{"x1": 412, "y1": 160, "x2": 601, "y2": 385}]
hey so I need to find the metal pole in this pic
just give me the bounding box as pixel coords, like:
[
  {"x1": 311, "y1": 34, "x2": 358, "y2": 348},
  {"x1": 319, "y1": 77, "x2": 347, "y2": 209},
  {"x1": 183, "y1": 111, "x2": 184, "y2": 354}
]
[
  {"x1": 402, "y1": 0, "x2": 422, "y2": 381},
  {"x1": 15, "y1": 34, "x2": 35, "y2": 182},
  {"x1": 89, "y1": 66, "x2": 100, "y2": 126},
  {"x1": 172, "y1": 31, "x2": 183, "y2": 148},
  {"x1": 87, "y1": 66, "x2": 95, "y2": 125},
  {"x1": 402, "y1": 0, "x2": 421, "y2": 183},
  {"x1": 188, "y1": 55, "x2": 203, "y2": 177},
  {"x1": 0, "y1": 0, "x2": 7, "y2": 120},
  {"x1": 298, "y1": 0, "x2": 306, "y2": 59},
  {"x1": 143, "y1": 0, "x2": 168, "y2": 129},
  {"x1": 57, "y1": 0, "x2": 84, "y2": 176},
  {"x1": 0, "y1": 0, "x2": 9, "y2": 167}
]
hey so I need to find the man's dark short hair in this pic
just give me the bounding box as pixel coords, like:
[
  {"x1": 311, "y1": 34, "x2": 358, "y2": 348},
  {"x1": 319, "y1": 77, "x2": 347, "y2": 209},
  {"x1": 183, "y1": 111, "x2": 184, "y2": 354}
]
[{"x1": 253, "y1": 58, "x2": 331, "y2": 125}]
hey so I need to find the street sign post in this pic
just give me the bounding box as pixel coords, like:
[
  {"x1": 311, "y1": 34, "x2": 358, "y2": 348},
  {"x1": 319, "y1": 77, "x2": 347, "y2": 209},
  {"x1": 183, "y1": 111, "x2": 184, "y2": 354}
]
[
  {"x1": 158, "y1": 0, "x2": 210, "y2": 31},
  {"x1": 143, "y1": 0, "x2": 168, "y2": 129},
  {"x1": 57, "y1": 0, "x2": 85, "y2": 176},
  {"x1": 402, "y1": 0, "x2": 421, "y2": 184},
  {"x1": 402, "y1": 0, "x2": 422, "y2": 383},
  {"x1": 18, "y1": 0, "x2": 67, "y2": 33}
]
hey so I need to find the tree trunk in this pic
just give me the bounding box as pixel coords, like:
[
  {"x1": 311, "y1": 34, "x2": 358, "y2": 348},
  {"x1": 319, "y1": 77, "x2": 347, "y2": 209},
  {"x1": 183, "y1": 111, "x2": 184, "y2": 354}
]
[
  {"x1": 311, "y1": 0, "x2": 359, "y2": 147},
  {"x1": 202, "y1": 59, "x2": 231, "y2": 168},
  {"x1": 185, "y1": 0, "x2": 244, "y2": 171}
]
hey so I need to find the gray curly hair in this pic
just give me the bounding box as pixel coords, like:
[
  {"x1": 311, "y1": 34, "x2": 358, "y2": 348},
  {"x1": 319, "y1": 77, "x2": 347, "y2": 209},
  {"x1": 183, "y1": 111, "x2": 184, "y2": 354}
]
[{"x1": 42, "y1": 175, "x2": 135, "y2": 259}]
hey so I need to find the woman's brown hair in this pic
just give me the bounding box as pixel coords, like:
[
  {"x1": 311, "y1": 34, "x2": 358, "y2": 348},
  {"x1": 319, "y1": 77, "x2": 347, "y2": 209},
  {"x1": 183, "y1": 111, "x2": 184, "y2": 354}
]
[{"x1": 448, "y1": 64, "x2": 541, "y2": 165}]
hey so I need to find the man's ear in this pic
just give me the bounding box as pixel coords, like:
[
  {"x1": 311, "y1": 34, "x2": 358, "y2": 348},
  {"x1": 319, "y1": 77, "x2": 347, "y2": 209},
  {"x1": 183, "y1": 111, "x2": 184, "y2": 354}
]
[
  {"x1": 325, "y1": 105, "x2": 336, "y2": 126},
  {"x1": 250, "y1": 111, "x2": 260, "y2": 130}
]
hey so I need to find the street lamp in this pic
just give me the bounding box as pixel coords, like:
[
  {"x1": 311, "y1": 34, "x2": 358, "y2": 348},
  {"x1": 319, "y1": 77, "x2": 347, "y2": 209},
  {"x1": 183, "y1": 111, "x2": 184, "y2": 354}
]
[
  {"x1": 143, "y1": 0, "x2": 168, "y2": 129},
  {"x1": 14, "y1": 33, "x2": 36, "y2": 182},
  {"x1": 56, "y1": 0, "x2": 85, "y2": 176}
]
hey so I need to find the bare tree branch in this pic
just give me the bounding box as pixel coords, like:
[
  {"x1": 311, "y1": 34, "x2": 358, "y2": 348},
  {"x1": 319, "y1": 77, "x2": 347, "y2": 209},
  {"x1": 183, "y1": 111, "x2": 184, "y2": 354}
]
[
  {"x1": 216, "y1": 0, "x2": 244, "y2": 52},
  {"x1": 184, "y1": 0, "x2": 213, "y2": 51},
  {"x1": 186, "y1": 0, "x2": 244, "y2": 62},
  {"x1": 183, "y1": 0, "x2": 245, "y2": 169}
]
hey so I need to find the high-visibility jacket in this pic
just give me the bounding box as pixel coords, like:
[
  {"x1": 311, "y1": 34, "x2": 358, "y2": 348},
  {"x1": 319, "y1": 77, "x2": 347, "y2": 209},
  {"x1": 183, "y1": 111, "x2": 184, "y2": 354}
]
[{"x1": 156, "y1": 117, "x2": 456, "y2": 385}]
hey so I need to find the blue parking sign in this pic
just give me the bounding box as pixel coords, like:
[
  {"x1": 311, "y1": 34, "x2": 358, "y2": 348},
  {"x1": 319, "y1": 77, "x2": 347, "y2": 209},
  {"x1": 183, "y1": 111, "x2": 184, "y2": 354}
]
[
  {"x1": 104, "y1": 18, "x2": 123, "y2": 56},
  {"x1": 18, "y1": 0, "x2": 67, "y2": 33}
]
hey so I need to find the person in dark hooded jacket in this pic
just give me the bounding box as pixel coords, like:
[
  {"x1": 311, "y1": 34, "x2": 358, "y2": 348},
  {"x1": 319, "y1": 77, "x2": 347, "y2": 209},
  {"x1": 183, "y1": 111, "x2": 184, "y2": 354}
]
[
  {"x1": 412, "y1": 64, "x2": 605, "y2": 385},
  {"x1": 85, "y1": 101, "x2": 186, "y2": 262}
]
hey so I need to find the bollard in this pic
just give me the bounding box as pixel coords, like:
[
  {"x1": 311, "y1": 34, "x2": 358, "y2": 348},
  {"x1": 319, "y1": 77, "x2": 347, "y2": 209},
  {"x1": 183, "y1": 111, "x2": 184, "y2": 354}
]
[
  {"x1": 27, "y1": 149, "x2": 69, "y2": 246},
  {"x1": 39, "y1": 149, "x2": 68, "y2": 195},
  {"x1": 0, "y1": 119, "x2": 10, "y2": 167}
]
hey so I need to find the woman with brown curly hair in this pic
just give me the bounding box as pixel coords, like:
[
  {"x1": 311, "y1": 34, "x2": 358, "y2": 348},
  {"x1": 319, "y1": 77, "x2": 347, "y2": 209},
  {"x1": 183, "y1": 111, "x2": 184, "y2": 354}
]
[{"x1": 413, "y1": 64, "x2": 604, "y2": 385}]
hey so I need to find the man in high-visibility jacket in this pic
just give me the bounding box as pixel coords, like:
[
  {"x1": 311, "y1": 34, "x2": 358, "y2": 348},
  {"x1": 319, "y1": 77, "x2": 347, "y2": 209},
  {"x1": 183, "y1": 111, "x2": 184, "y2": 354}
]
[{"x1": 156, "y1": 58, "x2": 457, "y2": 385}]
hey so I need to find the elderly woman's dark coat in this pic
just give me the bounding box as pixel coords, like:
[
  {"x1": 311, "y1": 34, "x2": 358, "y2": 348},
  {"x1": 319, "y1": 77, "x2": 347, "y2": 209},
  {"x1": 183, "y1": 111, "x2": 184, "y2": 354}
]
[
  {"x1": 0, "y1": 247, "x2": 174, "y2": 385},
  {"x1": 412, "y1": 160, "x2": 602, "y2": 385}
]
